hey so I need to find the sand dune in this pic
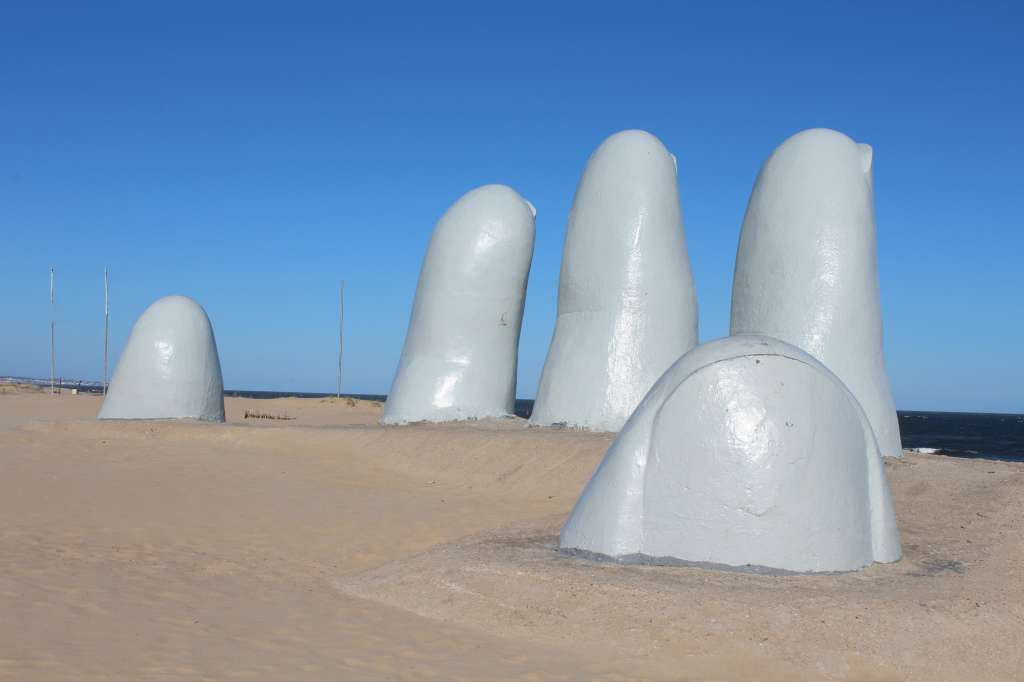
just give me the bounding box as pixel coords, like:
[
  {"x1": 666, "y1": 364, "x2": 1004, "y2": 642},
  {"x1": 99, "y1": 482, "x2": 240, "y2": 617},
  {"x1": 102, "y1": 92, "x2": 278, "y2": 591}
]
[{"x1": 1, "y1": 392, "x2": 1022, "y2": 680}]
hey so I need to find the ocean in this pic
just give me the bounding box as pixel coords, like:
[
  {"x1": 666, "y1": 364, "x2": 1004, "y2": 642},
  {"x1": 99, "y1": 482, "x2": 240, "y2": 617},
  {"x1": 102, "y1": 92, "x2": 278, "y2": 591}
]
[{"x1": 895, "y1": 410, "x2": 1024, "y2": 461}]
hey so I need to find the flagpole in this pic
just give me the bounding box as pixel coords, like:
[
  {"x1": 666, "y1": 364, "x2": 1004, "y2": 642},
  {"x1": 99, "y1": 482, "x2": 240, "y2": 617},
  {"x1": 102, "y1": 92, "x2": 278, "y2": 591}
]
[
  {"x1": 49, "y1": 267, "x2": 55, "y2": 395},
  {"x1": 337, "y1": 280, "x2": 345, "y2": 399},
  {"x1": 104, "y1": 268, "x2": 110, "y2": 394}
]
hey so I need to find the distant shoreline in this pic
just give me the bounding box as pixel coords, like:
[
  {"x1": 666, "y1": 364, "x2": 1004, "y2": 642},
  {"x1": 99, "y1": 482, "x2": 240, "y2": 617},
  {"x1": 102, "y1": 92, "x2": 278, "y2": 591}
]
[
  {"x1": 3, "y1": 376, "x2": 1022, "y2": 460},
  {"x1": 3, "y1": 375, "x2": 1022, "y2": 418}
]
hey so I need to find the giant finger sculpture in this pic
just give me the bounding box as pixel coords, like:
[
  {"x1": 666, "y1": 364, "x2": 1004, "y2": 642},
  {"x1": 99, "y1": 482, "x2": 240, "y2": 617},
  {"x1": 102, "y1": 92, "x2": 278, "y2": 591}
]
[
  {"x1": 98, "y1": 295, "x2": 225, "y2": 422},
  {"x1": 383, "y1": 184, "x2": 536, "y2": 424},
  {"x1": 560, "y1": 335, "x2": 901, "y2": 573},
  {"x1": 730, "y1": 128, "x2": 902, "y2": 458},
  {"x1": 530, "y1": 130, "x2": 698, "y2": 432}
]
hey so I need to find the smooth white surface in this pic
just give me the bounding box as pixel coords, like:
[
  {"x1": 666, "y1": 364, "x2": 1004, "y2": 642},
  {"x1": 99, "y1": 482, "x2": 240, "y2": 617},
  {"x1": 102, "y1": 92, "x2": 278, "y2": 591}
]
[
  {"x1": 730, "y1": 128, "x2": 902, "y2": 458},
  {"x1": 530, "y1": 130, "x2": 698, "y2": 432},
  {"x1": 560, "y1": 335, "x2": 902, "y2": 573},
  {"x1": 98, "y1": 295, "x2": 225, "y2": 422},
  {"x1": 382, "y1": 184, "x2": 536, "y2": 424}
]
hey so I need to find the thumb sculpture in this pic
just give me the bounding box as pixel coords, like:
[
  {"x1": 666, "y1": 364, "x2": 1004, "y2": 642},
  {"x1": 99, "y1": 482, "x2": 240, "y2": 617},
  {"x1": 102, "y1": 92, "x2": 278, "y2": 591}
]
[
  {"x1": 730, "y1": 128, "x2": 902, "y2": 458},
  {"x1": 98, "y1": 295, "x2": 225, "y2": 422},
  {"x1": 559, "y1": 335, "x2": 901, "y2": 573},
  {"x1": 530, "y1": 130, "x2": 698, "y2": 432},
  {"x1": 382, "y1": 184, "x2": 536, "y2": 424}
]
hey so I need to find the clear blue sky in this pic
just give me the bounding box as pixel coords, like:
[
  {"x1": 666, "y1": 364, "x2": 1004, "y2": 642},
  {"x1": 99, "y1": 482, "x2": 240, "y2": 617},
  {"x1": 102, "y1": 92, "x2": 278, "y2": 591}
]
[{"x1": 2, "y1": 1, "x2": 1021, "y2": 413}]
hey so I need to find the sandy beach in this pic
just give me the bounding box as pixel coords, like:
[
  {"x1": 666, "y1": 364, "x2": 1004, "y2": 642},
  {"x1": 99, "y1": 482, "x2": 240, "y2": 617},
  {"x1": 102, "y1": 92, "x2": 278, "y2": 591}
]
[{"x1": 1, "y1": 388, "x2": 1022, "y2": 681}]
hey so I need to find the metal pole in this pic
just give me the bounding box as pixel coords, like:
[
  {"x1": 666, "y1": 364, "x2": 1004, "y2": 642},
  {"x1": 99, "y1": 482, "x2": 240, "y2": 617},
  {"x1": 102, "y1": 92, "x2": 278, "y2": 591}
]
[
  {"x1": 104, "y1": 268, "x2": 110, "y2": 394},
  {"x1": 337, "y1": 280, "x2": 345, "y2": 398},
  {"x1": 49, "y1": 267, "x2": 55, "y2": 395}
]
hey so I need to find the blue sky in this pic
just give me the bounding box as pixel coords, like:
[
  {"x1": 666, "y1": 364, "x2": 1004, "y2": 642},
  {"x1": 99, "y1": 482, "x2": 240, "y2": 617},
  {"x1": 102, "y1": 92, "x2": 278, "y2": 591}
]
[{"x1": 2, "y1": 1, "x2": 1021, "y2": 413}]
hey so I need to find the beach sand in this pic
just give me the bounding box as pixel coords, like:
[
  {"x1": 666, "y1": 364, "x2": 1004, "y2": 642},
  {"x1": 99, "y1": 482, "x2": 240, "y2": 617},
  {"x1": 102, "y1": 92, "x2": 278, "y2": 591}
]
[{"x1": 1, "y1": 389, "x2": 1022, "y2": 680}]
